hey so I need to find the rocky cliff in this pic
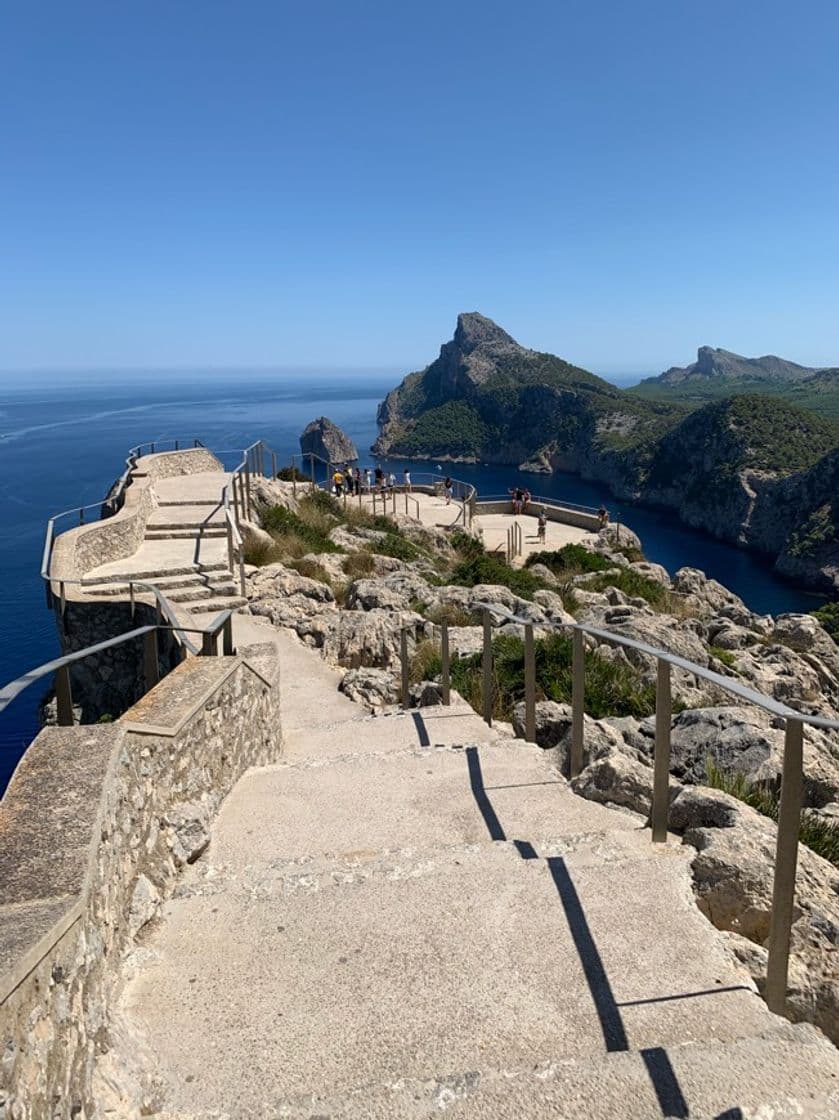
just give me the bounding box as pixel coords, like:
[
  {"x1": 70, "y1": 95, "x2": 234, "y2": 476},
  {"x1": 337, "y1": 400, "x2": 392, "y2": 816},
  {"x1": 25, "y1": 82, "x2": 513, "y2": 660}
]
[
  {"x1": 374, "y1": 314, "x2": 839, "y2": 591},
  {"x1": 300, "y1": 416, "x2": 358, "y2": 464}
]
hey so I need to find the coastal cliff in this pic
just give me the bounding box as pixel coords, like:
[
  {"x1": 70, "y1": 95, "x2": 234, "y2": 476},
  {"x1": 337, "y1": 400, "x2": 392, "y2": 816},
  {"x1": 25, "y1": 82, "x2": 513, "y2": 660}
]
[{"x1": 374, "y1": 314, "x2": 839, "y2": 591}]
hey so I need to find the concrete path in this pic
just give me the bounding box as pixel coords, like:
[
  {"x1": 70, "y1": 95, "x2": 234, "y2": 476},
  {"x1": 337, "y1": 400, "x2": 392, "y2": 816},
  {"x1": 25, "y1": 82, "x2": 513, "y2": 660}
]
[
  {"x1": 473, "y1": 511, "x2": 593, "y2": 566},
  {"x1": 111, "y1": 630, "x2": 839, "y2": 1118}
]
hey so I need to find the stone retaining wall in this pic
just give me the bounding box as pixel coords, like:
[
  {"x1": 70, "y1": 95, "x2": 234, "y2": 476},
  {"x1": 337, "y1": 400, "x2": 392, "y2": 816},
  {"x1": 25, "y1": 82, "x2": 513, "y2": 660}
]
[
  {"x1": 474, "y1": 500, "x2": 601, "y2": 532},
  {"x1": 0, "y1": 646, "x2": 281, "y2": 1119},
  {"x1": 132, "y1": 447, "x2": 222, "y2": 482}
]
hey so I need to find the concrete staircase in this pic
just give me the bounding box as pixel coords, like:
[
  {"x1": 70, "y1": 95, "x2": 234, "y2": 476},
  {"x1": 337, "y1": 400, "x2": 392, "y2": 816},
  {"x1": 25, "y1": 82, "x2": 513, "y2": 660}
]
[
  {"x1": 110, "y1": 618, "x2": 839, "y2": 1119},
  {"x1": 81, "y1": 471, "x2": 248, "y2": 616}
]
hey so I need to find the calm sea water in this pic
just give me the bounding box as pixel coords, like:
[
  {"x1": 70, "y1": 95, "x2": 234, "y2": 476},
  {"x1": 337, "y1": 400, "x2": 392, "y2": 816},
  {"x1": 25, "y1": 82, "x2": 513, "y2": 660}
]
[{"x1": 0, "y1": 371, "x2": 826, "y2": 791}]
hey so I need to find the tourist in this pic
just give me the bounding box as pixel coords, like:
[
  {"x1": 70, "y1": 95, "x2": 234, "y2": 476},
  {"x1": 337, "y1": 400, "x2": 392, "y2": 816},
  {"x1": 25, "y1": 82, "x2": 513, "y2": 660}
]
[
  {"x1": 522, "y1": 488, "x2": 531, "y2": 513},
  {"x1": 508, "y1": 486, "x2": 519, "y2": 514},
  {"x1": 444, "y1": 476, "x2": 453, "y2": 505},
  {"x1": 354, "y1": 467, "x2": 361, "y2": 495},
  {"x1": 537, "y1": 508, "x2": 547, "y2": 544},
  {"x1": 598, "y1": 504, "x2": 609, "y2": 529},
  {"x1": 387, "y1": 470, "x2": 396, "y2": 489},
  {"x1": 375, "y1": 465, "x2": 384, "y2": 491},
  {"x1": 364, "y1": 467, "x2": 372, "y2": 491},
  {"x1": 403, "y1": 468, "x2": 412, "y2": 493},
  {"x1": 332, "y1": 468, "x2": 344, "y2": 497}
]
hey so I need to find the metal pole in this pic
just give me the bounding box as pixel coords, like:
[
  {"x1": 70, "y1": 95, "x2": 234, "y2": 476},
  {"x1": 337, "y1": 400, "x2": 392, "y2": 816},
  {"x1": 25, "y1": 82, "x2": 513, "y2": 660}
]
[
  {"x1": 129, "y1": 580, "x2": 135, "y2": 619},
  {"x1": 482, "y1": 610, "x2": 493, "y2": 725},
  {"x1": 292, "y1": 456, "x2": 297, "y2": 498},
  {"x1": 55, "y1": 665, "x2": 74, "y2": 726},
  {"x1": 223, "y1": 615, "x2": 234, "y2": 656},
  {"x1": 651, "y1": 658, "x2": 672, "y2": 842},
  {"x1": 405, "y1": 492, "x2": 408, "y2": 516},
  {"x1": 201, "y1": 630, "x2": 218, "y2": 657},
  {"x1": 175, "y1": 439, "x2": 179, "y2": 451},
  {"x1": 144, "y1": 630, "x2": 159, "y2": 692},
  {"x1": 310, "y1": 455, "x2": 316, "y2": 493},
  {"x1": 766, "y1": 718, "x2": 804, "y2": 1015},
  {"x1": 59, "y1": 581, "x2": 66, "y2": 617},
  {"x1": 400, "y1": 628, "x2": 410, "y2": 708},
  {"x1": 239, "y1": 554, "x2": 246, "y2": 598},
  {"x1": 570, "y1": 628, "x2": 585, "y2": 777},
  {"x1": 271, "y1": 451, "x2": 277, "y2": 479},
  {"x1": 244, "y1": 463, "x2": 251, "y2": 520},
  {"x1": 524, "y1": 623, "x2": 536, "y2": 742},
  {"x1": 226, "y1": 521, "x2": 234, "y2": 572},
  {"x1": 441, "y1": 622, "x2": 450, "y2": 706}
]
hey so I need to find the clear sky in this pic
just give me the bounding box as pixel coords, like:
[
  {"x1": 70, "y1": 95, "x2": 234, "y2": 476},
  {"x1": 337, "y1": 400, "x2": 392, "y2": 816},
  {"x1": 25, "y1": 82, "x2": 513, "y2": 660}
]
[{"x1": 2, "y1": 0, "x2": 838, "y2": 375}]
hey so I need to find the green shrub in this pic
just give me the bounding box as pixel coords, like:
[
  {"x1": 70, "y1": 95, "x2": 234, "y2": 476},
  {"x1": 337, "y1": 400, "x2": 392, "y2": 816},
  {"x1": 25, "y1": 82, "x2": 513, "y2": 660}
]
[
  {"x1": 342, "y1": 551, "x2": 376, "y2": 578},
  {"x1": 451, "y1": 551, "x2": 545, "y2": 601},
  {"x1": 705, "y1": 759, "x2": 839, "y2": 867},
  {"x1": 369, "y1": 533, "x2": 419, "y2": 561},
  {"x1": 525, "y1": 544, "x2": 611, "y2": 576},
  {"x1": 812, "y1": 600, "x2": 839, "y2": 645},
  {"x1": 288, "y1": 558, "x2": 331, "y2": 584},
  {"x1": 424, "y1": 602, "x2": 477, "y2": 627},
  {"x1": 449, "y1": 632, "x2": 657, "y2": 722},
  {"x1": 276, "y1": 465, "x2": 308, "y2": 482},
  {"x1": 409, "y1": 640, "x2": 443, "y2": 684},
  {"x1": 259, "y1": 503, "x2": 344, "y2": 555},
  {"x1": 243, "y1": 536, "x2": 283, "y2": 566},
  {"x1": 709, "y1": 645, "x2": 738, "y2": 670}
]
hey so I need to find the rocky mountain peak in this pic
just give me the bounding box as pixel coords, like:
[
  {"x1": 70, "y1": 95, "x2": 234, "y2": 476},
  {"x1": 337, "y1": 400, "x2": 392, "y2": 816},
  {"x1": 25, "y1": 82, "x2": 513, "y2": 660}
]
[
  {"x1": 453, "y1": 312, "x2": 521, "y2": 354},
  {"x1": 300, "y1": 416, "x2": 358, "y2": 464}
]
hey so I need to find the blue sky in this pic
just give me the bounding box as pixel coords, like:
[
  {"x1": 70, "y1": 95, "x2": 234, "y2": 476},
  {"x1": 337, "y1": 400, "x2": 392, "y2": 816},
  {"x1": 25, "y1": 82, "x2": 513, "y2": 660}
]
[{"x1": 2, "y1": 0, "x2": 838, "y2": 375}]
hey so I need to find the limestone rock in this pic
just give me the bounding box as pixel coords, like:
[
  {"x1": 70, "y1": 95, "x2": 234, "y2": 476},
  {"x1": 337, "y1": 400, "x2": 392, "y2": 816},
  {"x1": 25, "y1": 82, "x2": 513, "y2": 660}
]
[
  {"x1": 162, "y1": 801, "x2": 212, "y2": 867},
  {"x1": 128, "y1": 874, "x2": 160, "y2": 938},
  {"x1": 300, "y1": 416, "x2": 358, "y2": 464},
  {"x1": 339, "y1": 667, "x2": 399, "y2": 710},
  {"x1": 569, "y1": 751, "x2": 655, "y2": 817}
]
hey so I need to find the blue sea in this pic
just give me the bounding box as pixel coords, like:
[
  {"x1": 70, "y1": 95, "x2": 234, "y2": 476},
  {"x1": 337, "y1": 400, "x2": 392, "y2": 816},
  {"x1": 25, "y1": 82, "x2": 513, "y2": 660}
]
[{"x1": 0, "y1": 370, "x2": 827, "y2": 792}]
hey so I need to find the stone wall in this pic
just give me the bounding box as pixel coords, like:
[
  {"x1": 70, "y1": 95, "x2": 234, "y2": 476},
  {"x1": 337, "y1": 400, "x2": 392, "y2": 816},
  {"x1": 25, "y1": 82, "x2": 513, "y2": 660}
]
[
  {"x1": 51, "y1": 597, "x2": 185, "y2": 724},
  {"x1": 0, "y1": 646, "x2": 281, "y2": 1119},
  {"x1": 474, "y1": 500, "x2": 601, "y2": 532},
  {"x1": 132, "y1": 447, "x2": 222, "y2": 482}
]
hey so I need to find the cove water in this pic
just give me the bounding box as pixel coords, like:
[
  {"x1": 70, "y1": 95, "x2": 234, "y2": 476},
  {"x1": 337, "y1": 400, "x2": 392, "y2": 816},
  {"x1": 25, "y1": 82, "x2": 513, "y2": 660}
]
[{"x1": 0, "y1": 370, "x2": 826, "y2": 792}]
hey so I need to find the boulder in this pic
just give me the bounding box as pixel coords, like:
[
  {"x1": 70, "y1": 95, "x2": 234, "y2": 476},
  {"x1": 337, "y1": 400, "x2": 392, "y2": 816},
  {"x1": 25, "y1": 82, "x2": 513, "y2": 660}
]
[
  {"x1": 671, "y1": 567, "x2": 747, "y2": 615},
  {"x1": 300, "y1": 416, "x2": 358, "y2": 464},
  {"x1": 569, "y1": 751, "x2": 654, "y2": 817},
  {"x1": 339, "y1": 667, "x2": 399, "y2": 710}
]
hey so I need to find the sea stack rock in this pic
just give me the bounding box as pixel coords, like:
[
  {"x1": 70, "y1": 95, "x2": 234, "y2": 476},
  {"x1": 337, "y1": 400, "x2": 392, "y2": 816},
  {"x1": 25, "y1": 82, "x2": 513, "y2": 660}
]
[{"x1": 300, "y1": 416, "x2": 358, "y2": 464}]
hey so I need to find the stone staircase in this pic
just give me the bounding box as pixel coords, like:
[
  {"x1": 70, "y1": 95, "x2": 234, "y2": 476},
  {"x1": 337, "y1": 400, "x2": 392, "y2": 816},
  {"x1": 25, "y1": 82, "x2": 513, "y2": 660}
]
[
  {"x1": 81, "y1": 471, "x2": 248, "y2": 616},
  {"x1": 108, "y1": 617, "x2": 839, "y2": 1119}
]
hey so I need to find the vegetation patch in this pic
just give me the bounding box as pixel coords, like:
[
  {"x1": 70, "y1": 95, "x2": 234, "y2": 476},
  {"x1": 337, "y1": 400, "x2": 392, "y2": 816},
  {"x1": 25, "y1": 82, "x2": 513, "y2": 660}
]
[
  {"x1": 582, "y1": 568, "x2": 670, "y2": 609},
  {"x1": 242, "y1": 536, "x2": 283, "y2": 566},
  {"x1": 709, "y1": 645, "x2": 739, "y2": 670},
  {"x1": 525, "y1": 544, "x2": 612, "y2": 577},
  {"x1": 259, "y1": 499, "x2": 344, "y2": 556},
  {"x1": 705, "y1": 759, "x2": 839, "y2": 867},
  {"x1": 812, "y1": 600, "x2": 839, "y2": 645},
  {"x1": 447, "y1": 631, "x2": 657, "y2": 722},
  {"x1": 342, "y1": 551, "x2": 376, "y2": 578},
  {"x1": 288, "y1": 558, "x2": 332, "y2": 584}
]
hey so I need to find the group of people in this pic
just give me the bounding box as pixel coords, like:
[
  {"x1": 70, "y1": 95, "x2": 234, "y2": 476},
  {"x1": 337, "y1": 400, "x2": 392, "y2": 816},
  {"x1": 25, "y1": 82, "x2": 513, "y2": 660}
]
[
  {"x1": 508, "y1": 485, "x2": 532, "y2": 514},
  {"x1": 330, "y1": 465, "x2": 412, "y2": 498}
]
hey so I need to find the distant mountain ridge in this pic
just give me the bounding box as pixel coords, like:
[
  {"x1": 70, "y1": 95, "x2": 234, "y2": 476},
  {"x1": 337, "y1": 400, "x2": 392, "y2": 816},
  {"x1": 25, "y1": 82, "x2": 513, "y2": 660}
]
[
  {"x1": 632, "y1": 346, "x2": 839, "y2": 418},
  {"x1": 374, "y1": 313, "x2": 839, "y2": 591}
]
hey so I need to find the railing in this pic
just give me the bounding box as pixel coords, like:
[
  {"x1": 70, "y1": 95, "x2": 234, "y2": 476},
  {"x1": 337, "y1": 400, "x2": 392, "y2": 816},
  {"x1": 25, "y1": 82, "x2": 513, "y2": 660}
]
[
  {"x1": 398, "y1": 602, "x2": 839, "y2": 1019},
  {"x1": 0, "y1": 609, "x2": 235, "y2": 728},
  {"x1": 41, "y1": 439, "x2": 211, "y2": 655},
  {"x1": 476, "y1": 493, "x2": 601, "y2": 516},
  {"x1": 506, "y1": 520, "x2": 523, "y2": 562}
]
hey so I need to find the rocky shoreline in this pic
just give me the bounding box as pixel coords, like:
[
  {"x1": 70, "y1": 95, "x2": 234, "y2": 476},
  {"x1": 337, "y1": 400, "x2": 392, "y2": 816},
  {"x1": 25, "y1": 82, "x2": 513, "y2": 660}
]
[{"x1": 241, "y1": 476, "x2": 839, "y2": 1045}]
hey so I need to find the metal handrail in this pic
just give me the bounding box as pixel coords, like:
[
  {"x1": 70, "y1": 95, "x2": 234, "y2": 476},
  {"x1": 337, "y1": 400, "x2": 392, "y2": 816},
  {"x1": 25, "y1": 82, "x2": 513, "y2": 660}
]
[
  {"x1": 0, "y1": 609, "x2": 235, "y2": 725},
  {"x1": 461, "y1": 599, "x2": 838, "y2": 1017},
  {"x1": 476, "y1": 493, "x2": 601, "y2": 516}
]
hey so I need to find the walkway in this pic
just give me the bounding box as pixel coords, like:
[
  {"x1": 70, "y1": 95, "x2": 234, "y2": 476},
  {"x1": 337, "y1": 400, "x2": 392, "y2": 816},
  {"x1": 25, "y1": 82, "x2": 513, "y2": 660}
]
[
  {"x1": 110, "y1": 629, "x2": 839, "y2": 1118},
  {"x1": 81, "y1": 470, "x2": 248, "y2": 615}
]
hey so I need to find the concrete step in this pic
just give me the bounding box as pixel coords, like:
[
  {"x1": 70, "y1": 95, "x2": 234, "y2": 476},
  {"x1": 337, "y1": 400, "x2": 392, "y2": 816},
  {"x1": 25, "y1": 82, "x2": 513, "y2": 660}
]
[
  {"x1": 147, "y1": 505, "x2": 226, "y2": 529},
  {"x1": 182, "y1": 595, "x2": 248, "y2": 614},
  {"x1": 155, "y1": 498, "x2": 223, "y2": 508},
  {"x1": 80, "y1": 571, "x2": 235, "y2": 596},
  {"x1": 156, "y1": 1023, "x2": 839, "y2": 1118},
  {"x1": 144, "y1": 528, "x2": 228, "y2": 540},
  {"x1": 120, "y1": 843, "x2": 785, "y2": 1115},
  {"x1": 164, "y1": 582, "x2": 239, "y2": 604},
  {"x1": 81, "y1": 561, "x2": 229, "y2": 587}
]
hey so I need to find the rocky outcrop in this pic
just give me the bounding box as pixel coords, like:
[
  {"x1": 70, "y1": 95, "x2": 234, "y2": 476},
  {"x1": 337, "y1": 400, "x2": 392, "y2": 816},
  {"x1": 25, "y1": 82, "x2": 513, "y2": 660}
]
[{"x1": 300, "y1": 416, "x2": 358, "y2": 464}]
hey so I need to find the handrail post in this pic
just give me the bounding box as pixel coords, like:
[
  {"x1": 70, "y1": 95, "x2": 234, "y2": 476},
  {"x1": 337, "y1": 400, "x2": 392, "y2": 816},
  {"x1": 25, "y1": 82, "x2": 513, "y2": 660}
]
[
  {"x1": 400, "y1": 627, "x2": 410, "y2": 708},
  {"x1": 292, "y1": 456, "x2": 297, "y2": 498},
  {"x1": 271, "y1": 450, "x2": 277, "y2": 479},
  {"x1": 175, "y1": 438, "x2": 179, "y2": 451},
  {"x1": 244, "y1": 463, "x2": 251, "y2": 520},
  {"x1": 55, "y1": 665, "x2": 74, "y2": 726},
  {"x1": 129, "y1": 580, "x2": 135, "y2": 619},
  {"x1": 651, "y1": 657, "x2": 672, "y2": 842},
  {"x1": 524, "y1": 622, "x2": 536, "y2": 742},
  {"x1": 201, "y1": 629, "x2": 218, "y2": 657},
  {"x1": 570, "y1": 629, "x2": 585, "y2": 777},
  {"x1": 226, "y1": 520, "x2": 234, "y2": 572},
  {"x1": 223, "y1": 614, "x2": 234, "y2": 656},
  {"x1": 144, "y1": 629, "x2": 160, "y2": 691},
  {"x1": 766, "y1": 717, "x2": 804, "y2": 1015},
  {"x1": 441, "y1": 621, "x2": 450, "y2": 706},
  {"x1": 310, "y1": 455, "x2": 316, "y2": 493},
  {"x1": 238, "y1": 551, "x2": 246, "y2": 598},
  {"x1": 482, "y1": 610, "x2": 493, "y2": 725}
]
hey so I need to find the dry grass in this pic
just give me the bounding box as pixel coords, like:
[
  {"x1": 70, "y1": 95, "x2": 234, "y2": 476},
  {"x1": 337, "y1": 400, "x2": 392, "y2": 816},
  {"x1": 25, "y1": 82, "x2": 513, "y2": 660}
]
[{"x1": 342, "y1": 551, "x2": 376, "y2": 578}]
